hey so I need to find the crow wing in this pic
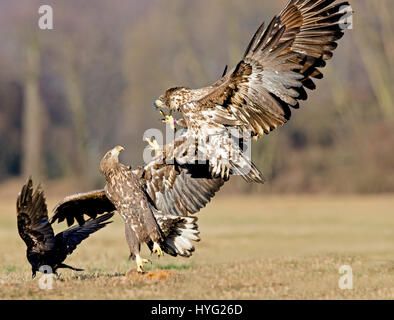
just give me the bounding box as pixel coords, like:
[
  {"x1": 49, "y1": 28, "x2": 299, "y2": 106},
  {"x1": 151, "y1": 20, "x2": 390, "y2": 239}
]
[
  {"x1": 16, "y1": 178, "x2": 56, "y2": 253},
  {"x1": 55, "y1": 213, "x2": 114, "y2": 255}
]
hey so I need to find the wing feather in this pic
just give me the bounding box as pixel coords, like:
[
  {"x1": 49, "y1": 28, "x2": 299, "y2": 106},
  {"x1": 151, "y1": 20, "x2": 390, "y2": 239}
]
[
  {"x1": 16, "y1": 178, "x2": 56, "y2": 253},
  {"x1": 55, "y1": 213, "x2": 113, "y2": 255},
  {"x1": 195, "y1": 0, "x2": 352, "y2": 138},
  {"x1": 50, "y1": 189, "x2": 116, "y2": 226},
  {"x1": 137, "y1": 161, "x2": 225, "y2": 217}
]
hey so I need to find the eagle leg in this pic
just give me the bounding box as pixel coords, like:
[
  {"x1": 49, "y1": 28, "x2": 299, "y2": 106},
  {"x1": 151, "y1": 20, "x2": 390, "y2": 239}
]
[
  {"x1": 160, "y1": 110, "x2": 176, "y2": 130},
  {"x1": 152, "y1": 242, "x2": 164, "y2": 258},
  {"x1": 136, "y1": 254, "x2": 151, "y2": 273},
  {"x1": 145, "y1": 137, "x2": 161, "y2": 157}
]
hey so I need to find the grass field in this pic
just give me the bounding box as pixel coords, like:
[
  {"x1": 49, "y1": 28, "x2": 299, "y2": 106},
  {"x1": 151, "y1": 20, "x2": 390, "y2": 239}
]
[{"x1": 0, "y1": 193, "x2": 393, "y2": 299}]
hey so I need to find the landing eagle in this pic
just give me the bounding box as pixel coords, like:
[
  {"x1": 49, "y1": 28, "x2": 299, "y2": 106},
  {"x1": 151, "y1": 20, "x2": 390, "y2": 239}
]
[{"x1": 153, "y1": 0, "x2": 352, "y2": 180}]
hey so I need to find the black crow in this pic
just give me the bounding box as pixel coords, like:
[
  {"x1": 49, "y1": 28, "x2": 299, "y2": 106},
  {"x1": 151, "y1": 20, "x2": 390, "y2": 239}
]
[{"x1": 16, "y1": 178, "x2": 114, "y2": 278}]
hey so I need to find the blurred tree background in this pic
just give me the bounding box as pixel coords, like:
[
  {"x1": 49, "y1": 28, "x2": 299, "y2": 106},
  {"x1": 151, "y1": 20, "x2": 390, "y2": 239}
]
[{"x1": 0, "y1": 0, "x2": 393, "y2": 194}]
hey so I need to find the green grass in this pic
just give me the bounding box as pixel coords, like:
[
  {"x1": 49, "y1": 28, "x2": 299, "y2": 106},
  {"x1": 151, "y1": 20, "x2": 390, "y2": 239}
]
[
  {"x1": 151, "y1": 263, "x2": 194, "y2": 271},
  {"x1": 0, "y1": 194, "x2": 393, "y2": 299}
]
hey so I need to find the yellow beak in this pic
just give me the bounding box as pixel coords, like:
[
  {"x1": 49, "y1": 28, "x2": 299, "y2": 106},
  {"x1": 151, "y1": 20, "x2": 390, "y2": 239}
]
[{"x1": 114, "y1": 145, "x2": 124, "y2": 153}]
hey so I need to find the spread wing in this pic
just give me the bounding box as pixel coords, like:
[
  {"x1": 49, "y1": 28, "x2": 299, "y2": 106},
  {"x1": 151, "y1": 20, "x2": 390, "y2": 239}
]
[
  {"x1": 50, "y1": 189, "x2": 116, "y2": 226},
  {"x1": 135, "y1": 159, "x2": 225, "y2": 217},
  {"x1": 51, "y1": 159, "x2": 224, "y2": 226},
  {"x1": 52, "y1": 135, "x2": 225, "y2": 225},
  {"x1": 16, "y1": 178, "x2": 56, "y2": 253},
  {"x1": 195, "y1": 0, "x2": 352, "y2": 138},
  {"x1": 55, "y1": 213, "x2": 113, "y2": 255}
]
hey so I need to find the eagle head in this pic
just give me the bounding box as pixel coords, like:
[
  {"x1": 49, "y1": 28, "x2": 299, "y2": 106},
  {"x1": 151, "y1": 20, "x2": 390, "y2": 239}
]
[
  {"x1": 154, "y1": 86, "x2": 190, "y2": 112},
  {"x1": 100, "y1": 145, "x2": 124, "y2": 174}
]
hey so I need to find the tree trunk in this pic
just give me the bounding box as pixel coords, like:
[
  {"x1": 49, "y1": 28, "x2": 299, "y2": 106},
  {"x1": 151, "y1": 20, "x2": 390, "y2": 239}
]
[
  {"x1": 64, "y1": 41, "x2": 90, "y2": 188},
  {"x1": 22, "y1": 35, "x2": 44, "y2": 180}
]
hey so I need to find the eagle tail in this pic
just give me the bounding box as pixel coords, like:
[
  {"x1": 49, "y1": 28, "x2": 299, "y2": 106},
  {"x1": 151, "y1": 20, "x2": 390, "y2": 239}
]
[{"x1": 156, "y1": 215, "x2": 200, "y2": 257}]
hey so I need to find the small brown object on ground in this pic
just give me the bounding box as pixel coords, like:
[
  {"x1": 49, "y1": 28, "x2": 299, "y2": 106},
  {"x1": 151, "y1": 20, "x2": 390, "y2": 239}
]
[{"x1": 125, "y1": 269, "x2": 173, "y2": 281}]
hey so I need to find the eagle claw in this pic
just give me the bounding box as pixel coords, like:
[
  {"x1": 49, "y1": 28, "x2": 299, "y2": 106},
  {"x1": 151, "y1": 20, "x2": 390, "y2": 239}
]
[
  {"x1": 160, "y1": 110, "x2": 176, "y2": 130},
  {"x1": 145, "y1": 137, "x2": 161, "y2": 157},
  {"x1": 213, "y1": 159, "x2": 231, "y2": 180},
  {"x1": 152, "y1": 242, "x2": 164, "y2": 258},
  {"x1": 136, "y1": 254, "x2": 151, "y2": 273}
]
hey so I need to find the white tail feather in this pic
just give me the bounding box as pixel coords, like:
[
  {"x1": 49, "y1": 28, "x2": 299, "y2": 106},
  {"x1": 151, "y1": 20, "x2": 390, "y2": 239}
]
[{"x1": 155, "y1": 214, "x2": 200, "y2": 257}]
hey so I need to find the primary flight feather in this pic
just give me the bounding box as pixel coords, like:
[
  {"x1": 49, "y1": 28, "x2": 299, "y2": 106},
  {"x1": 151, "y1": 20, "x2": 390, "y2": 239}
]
[{"x1": 154, "y1": 0, "x2": 352, "y2": 180}]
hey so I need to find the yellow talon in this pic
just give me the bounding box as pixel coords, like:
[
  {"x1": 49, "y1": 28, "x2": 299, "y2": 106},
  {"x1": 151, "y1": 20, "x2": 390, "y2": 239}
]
[
  {"x1": 136, "y1": 254, "x2": 151, "y2": 273},
  {"x1": 160, "y1": 110, "x2": 176, "y2": 130},
  {"x1": 145, "y1": 137, "x2": 161, "y2": 157},
  {"x1": 152, "y1": 242, "x2": 164, "y2": 257}
]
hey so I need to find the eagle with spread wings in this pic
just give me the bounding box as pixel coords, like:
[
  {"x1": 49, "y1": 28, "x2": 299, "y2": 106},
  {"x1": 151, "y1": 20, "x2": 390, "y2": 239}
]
[
  {"x1": 153, "y1": 0, "x2": 352, "y2": 180},
  {"x1": 51, "y1": 146, "x2": 225, "y2": 272},
  {"x1": 17, "y1": 178, "x2": 113, "y2": 278}
]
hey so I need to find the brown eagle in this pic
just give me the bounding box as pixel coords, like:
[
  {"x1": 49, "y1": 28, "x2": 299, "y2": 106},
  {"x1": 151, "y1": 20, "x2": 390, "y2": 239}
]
[
  {"x1": 17, "y1": 178, "x2": 114, "y2": 278},
  {"x1": 153, "y1": 0, "x2": 352, "y2": 179},
  {"x1": 51, "y1": 146, "x2": 224, "y2": 272}
]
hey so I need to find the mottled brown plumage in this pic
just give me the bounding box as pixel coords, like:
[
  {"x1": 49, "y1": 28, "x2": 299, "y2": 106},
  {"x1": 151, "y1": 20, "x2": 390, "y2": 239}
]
[
  {"x1": 51, "y1": 146, "x2": 224, "y2": 272},
  {"x1": 17, "y1": 178, "x2": 113, "y2": 278},
  {"x1": 154, "y1": 0, "x2": 352, "y2": 179}
]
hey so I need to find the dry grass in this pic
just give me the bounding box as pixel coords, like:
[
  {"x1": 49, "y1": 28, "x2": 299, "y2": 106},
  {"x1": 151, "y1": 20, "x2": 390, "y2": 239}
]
[{"x1": 0, "y1": 194, "x2": 393, "y2": 299}]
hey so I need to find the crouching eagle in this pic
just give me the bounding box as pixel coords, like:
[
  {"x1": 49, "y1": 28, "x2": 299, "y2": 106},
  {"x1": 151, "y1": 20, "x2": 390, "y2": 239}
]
[
  {"x1": 17, "y1": 178, "x2": 113, "y2": 278},
  {"x1": 154, "y1": 0, "x2": 352, "y2": 180},
  {"x1": 51, "y1": 146, "x2": 225, "y2": 273}
]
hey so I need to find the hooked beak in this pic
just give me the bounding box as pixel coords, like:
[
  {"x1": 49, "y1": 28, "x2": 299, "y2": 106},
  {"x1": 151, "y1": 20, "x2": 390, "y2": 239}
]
[
  {"x1": 154, "y1": 99, "x2": 164, "y2": 109},
  {"x1": 114, "y1": 145, "x2": 124, "y2": 153}
]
